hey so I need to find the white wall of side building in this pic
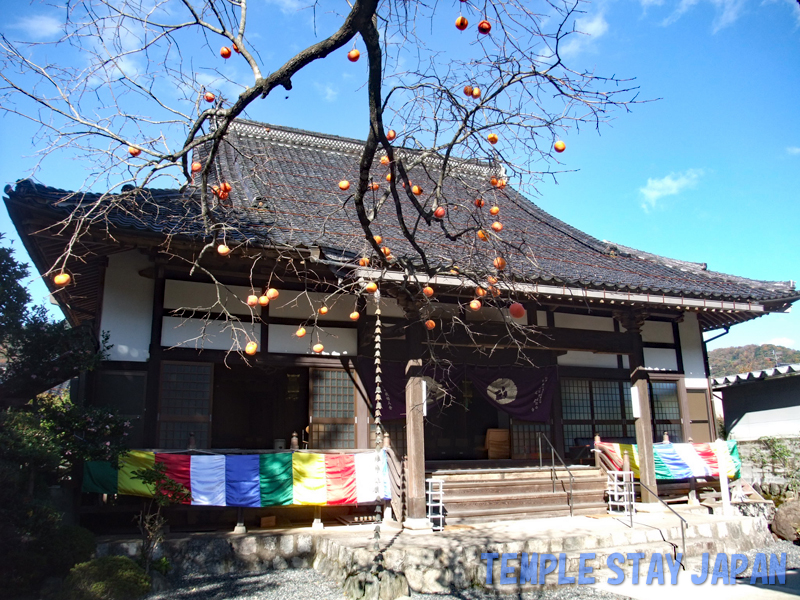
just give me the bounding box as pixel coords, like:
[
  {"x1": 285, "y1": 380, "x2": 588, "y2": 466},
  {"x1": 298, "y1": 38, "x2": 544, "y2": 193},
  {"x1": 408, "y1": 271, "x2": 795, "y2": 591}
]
[{"x1": 99, "y1": 251, "x2": 154, "y2": 362}]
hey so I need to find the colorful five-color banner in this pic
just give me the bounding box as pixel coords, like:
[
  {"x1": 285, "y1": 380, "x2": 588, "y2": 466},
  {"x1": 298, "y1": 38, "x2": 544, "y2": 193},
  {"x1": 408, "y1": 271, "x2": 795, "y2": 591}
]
[
  {"x1": 594, "y1": 441, "x2": 741, "y2": 480},
  {"x1": 83, "y1": 450, "x2": 392, "y2": 507}
]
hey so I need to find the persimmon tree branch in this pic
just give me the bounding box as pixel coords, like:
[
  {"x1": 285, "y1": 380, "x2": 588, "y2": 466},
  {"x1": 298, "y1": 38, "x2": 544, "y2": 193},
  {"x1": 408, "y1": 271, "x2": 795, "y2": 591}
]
[{"x1": 0, "y1": 0, "x2": 647, "y2": 363}]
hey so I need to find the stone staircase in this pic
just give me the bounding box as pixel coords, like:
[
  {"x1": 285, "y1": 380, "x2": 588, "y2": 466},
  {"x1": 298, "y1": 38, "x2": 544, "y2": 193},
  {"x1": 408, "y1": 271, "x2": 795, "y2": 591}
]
[{"x1": 426, "y1": 465, "x2": 608, "y2": 523}]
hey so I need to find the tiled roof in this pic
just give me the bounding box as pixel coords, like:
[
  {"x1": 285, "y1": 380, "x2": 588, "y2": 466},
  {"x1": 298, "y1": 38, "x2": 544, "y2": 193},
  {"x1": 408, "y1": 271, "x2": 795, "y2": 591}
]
[
  {"x1": 712, "y1": 363, "x2": 800, "y2": 388},
  {"x1": 4, "y1": 120, "x2": 797, "y2": 306}
]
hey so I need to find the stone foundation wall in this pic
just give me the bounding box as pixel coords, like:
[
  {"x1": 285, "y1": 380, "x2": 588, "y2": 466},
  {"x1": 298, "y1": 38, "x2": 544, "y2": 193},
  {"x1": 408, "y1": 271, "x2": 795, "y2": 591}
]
[
  {"x1": 96, "y1": 532, "x2": 315, "y2": 580},
  {"x1": 736, "y1": 438, "x2": 800, "y2": 497},
  {"x1": 96, "y1": 515, "x2": 774, "y2": 596}
]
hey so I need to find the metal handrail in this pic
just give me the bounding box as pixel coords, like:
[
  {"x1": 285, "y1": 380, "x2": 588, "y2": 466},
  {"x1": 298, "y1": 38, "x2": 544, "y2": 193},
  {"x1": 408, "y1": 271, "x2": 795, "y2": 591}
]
[
  {"x1": 635, "y1": 479, "x2": 687, "y2": 570},
  {"x1": 592, "y1": 445, "x2": 688, "y2": 568},
  {"x1": 534, "y1": 432, "x2": 576, "y2": 516}
]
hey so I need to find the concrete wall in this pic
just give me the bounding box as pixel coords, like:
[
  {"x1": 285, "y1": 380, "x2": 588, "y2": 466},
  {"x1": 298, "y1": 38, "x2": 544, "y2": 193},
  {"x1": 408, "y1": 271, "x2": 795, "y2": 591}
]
[
  {"x1": 99, "y1": 251, "x2": 153, "y2": 362},
  {"x1": 724, "y1": 376, "x2": 800, "y2": 441}
]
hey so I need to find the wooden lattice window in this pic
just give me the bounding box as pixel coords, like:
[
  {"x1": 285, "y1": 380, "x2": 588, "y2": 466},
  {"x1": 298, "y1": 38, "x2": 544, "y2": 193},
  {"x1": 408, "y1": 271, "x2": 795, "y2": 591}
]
[
  {"x1": 309, "y1": 369, "x2": 356, "y2": 449},
  {"x1": 650, "y1": 380, "x2": 683, "y2": 442},
  {"x1": 511, "y1": 421, "x2": 551, "y2": 458},
  {"x1": 561, "y1": 378, "x2": 634, "y2": 446},
  {"x1": 94, "y1": 371, "x2": 147, "y2": 448},
  {"x1": 158, "y1": 362, "x2": 213, "y2": 449}
]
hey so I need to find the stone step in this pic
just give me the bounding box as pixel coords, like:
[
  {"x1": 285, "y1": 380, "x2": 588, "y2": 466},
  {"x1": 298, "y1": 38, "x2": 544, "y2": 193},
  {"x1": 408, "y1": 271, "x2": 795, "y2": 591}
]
[
  {"x1": 445, "y1": 503, "x2": 609, "y2": 524},
  {"x1": 444, "y1": 500, "x2": 609, "y2": 521},
  {"x1": 443, "y1": 489, "x2": 605, "y2": 511},
  {"x1": 441, "y1": 478, "x2": 606, "y2": 496},
  {"x1": 428, "y1": 467, "x2": 603, "y2": 482}
]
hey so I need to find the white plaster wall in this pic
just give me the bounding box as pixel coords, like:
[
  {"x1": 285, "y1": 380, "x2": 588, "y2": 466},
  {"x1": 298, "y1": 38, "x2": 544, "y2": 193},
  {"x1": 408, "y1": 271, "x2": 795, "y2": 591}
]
[
  {"x1": 553, "y1": 313, "x2": 615, "y2": 331},
  {"x1": 270, "y1": 291, "x2": 355, "y2": 321},
  {"x1": 557, "y1": 351, "x2": 620, "y2": 368},
  {"x1": 730, "y1": 407, "x2": 800, "y2": 441},
  {"x1": 268, "y1": 324, "x2": 357, "y2": 356},
  {"x1": 679, "y1": 312, "x2": 708, "y2": 384},
  {"x1": 164, "y1": 280, "x2": 257, "y2": 316},
  {"x1": 99, "y1": 251, "x2": 154, "y2": 362},
  {"x1": 161, "y1": 317, "x2": 260, "y2": 351},
  {"x1": 536, "y1": 311, "x2": 547, "y2": 327},
  {"x1": 643, "y1": 347, "x2": 678, "y2": 371},
  {"x1": 641, "y1": 320, "x2": 674, "y2": 344}
]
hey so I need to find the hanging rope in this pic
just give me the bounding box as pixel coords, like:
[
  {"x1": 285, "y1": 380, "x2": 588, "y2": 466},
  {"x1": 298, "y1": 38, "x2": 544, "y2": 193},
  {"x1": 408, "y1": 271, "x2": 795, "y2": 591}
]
[{"x1": 372, "y1": 292, "x2": 383, "y2": 552}]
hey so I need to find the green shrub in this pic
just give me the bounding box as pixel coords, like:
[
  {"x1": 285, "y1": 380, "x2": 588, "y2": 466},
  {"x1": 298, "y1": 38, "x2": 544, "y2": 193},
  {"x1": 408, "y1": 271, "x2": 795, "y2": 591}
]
[
  {"x1": 41, "y1": 525, "x2": 97, "y2": 576},
  {"x1": 61, "y1": 556, "x2": 150, "y2": 600},
  {"x1": 150, "y1": 557, "x2": 171, "y2": 576}
]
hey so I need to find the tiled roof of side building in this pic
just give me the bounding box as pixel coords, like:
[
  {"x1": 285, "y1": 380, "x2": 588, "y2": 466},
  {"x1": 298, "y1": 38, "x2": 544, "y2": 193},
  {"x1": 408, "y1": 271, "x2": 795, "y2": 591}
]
[{"x1": 4, "y1": 120, "x2": 797, "y2": 304}]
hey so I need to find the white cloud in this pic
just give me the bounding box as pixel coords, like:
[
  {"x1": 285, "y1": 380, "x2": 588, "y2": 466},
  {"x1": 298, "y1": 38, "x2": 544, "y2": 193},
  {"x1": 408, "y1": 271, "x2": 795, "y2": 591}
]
[
  {"x1": 314, "y1": 82, "x2": 338, "y2": 103},
  {"x1": 639, "y1": 168, "x2": 704, "y2": 211},
  {"x1": 12, "y1": 15, "x2": 63, "y2": 41},
  {"x1": 560, "y1": 13, "x2": 609, "y2": 57},
  {"x1": 662, "y1": 0, "x2": 748, "y2": 32},
  {"x1": 787, "y1": 147, "x2": 800, "y2": 155},
  {"x1": 767, "y1": 337, "x2": 796, "y2": 348}
]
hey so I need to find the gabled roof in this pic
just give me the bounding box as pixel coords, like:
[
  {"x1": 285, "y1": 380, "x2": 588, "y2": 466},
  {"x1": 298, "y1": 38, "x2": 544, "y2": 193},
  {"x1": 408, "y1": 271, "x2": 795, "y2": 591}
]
[{"x1": 4, "y1": 120, "x2": 798, "y2": 330}]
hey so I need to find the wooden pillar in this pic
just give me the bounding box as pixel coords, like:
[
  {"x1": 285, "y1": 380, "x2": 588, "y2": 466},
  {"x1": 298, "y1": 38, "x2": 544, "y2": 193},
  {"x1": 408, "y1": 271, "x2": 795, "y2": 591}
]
[
  {"x1": 404, "y1": 360, "x2": 428, "y2": 525},
  {"x1": 616, "y1": 310, "x2": 658, "y2": 503},
  {"x1": 400, "y1": 300, "x2": 431, "y2": 529},
  {"x1": 144, "y1": 265, "x2": 165, "y2": 447}
]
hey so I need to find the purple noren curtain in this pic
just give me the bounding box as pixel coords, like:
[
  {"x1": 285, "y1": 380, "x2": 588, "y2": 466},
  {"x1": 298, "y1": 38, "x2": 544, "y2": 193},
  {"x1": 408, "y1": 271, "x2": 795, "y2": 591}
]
[{"x1": 354, "y1": 358, "x2": 555, "y2": 422}]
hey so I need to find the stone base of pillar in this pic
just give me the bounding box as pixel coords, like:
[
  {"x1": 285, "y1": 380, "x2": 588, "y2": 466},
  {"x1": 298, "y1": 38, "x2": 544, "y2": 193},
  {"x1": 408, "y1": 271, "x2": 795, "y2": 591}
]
[
  {"x1": 312, "y1": 506, "x2": 324, "y2": 529},
  {"x1": 634, "y1": 501, "x2": 666, "y2": 513},
  {"x1": 402, "y1": 518, "x2": 433, "y2": 533},
  {"x1": 233, "y1": 507, "x2": 247, "y2": 533}
]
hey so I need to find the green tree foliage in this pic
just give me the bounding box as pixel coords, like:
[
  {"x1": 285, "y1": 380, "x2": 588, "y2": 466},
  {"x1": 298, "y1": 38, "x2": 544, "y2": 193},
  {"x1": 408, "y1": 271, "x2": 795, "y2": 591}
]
[
  {"x1": 709, "y1": 344, "x2": 800, "y2": 378},
  {"x1": 0, "y1": 235, "x2": 30, "y2": 344},
  {"x1": 0, "y1": 392, "x2": 131, "y2": 595},
  {"x1": 0, "y1": 234, "x2": 109, "y2": 403}
]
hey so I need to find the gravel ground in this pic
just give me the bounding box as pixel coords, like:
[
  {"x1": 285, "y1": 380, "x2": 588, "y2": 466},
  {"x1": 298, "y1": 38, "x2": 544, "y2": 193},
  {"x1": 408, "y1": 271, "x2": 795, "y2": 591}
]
[
  {"x1": 145, "y1": 569, "x2": 631, "y2": 600},
  {"x1": 731, "y1": 538, "x2": 800, "y2": 577},
  {"x1": 146, "y1": 569, "x2": 348, "y2": 600},
  {"x1": 145, "y1": 539, "x2": 800, "y2": 600}
]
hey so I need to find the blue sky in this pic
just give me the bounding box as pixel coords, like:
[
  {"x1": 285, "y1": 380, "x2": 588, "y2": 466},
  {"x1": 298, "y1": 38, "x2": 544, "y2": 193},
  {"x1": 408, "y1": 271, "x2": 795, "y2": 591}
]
[{"x1": 1, "y1": 0, "x2": 799, "y2": 353}]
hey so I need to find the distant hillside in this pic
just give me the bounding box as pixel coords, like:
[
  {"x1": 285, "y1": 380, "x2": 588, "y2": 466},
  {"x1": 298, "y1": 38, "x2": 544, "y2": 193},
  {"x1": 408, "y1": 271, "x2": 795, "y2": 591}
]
[{"x1": 708, "y1": 344, "x2": 800, "y2": 378}]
